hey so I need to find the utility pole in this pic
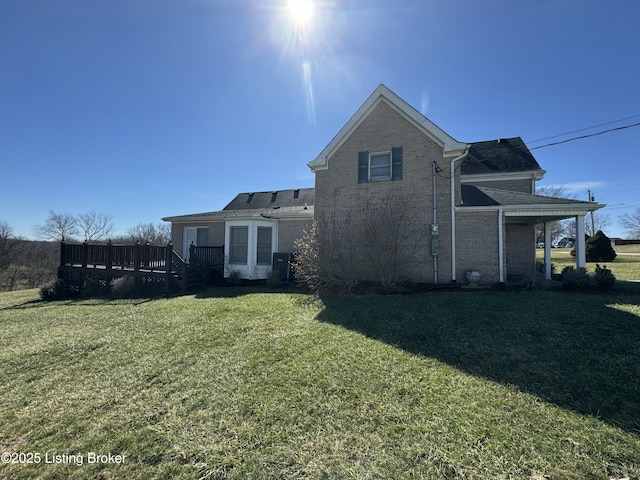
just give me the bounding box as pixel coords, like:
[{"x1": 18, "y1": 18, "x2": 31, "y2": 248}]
[{"x1": 588, "y1": 190, "x2": 595, "y2": 235}]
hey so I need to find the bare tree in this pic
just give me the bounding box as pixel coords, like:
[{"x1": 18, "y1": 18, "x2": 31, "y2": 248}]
[
  {"x1": 77, "y1": 212, "x2": 115, "y2": 241},
  {"x1": 126, "y1": 222, "x2": 171, "y2": 245},
  {"x1": 34, "y1": 211, "x2": 79, "y2": 242},
  {"x1": 534, "y1": 185, "x2": 575, "y2": 244},
  {"x1": 620, "y1": 207, "x2": 640, "y2": 239},
  {"x1": 0, "y1": 220, "x2": 19, "y2": 269},
  {"x1": 292, "y1": 192, "x2": 426, "y2": 292},
  {"x1": 567, "y1": 211, "x2": 612, "y2": 237}
]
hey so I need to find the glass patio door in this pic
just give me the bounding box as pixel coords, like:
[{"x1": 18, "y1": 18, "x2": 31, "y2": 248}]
[{"x1": 183, "y1": 227, "x2": 209, "y2": 260}]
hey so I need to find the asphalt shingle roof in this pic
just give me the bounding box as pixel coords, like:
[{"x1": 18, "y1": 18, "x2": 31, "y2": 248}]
[
  {"x1": 223, "y1": 188, "x2": 315, "y2": 210},
  {"x1": 461, "y1": 137, "x2": 541, "y2": 175},
  {"x1": 461, "y1": 185, "x2": 593, "y2": 207}
]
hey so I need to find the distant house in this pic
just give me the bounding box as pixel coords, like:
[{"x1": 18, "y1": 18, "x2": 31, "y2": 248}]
[{"x1": 164, "y1": 85, "x2": 603, "y2": 284}]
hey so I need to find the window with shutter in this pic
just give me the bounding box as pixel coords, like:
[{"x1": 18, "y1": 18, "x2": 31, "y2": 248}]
[
  {"x1": 358, "y1": 147, "x2": 403, "y2": 182},
  {"x1": 370, "y1": 153, "x2": 392, "y2": 180}
]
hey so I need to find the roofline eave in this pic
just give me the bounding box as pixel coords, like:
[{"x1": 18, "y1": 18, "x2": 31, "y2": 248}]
[
  {"x1": 308, "y1": 84, "x2": 467, "y2": 171},
  {"x1": 455, "y1": 202, "x2": 606, "y2": 215}
]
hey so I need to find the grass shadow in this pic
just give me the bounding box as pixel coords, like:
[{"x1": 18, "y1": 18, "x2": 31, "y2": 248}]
[
  {"x1": 316, "y1": 290, "x2": 640, "y2": 434},
  {"x1": 0, "y1": 296, "x2": 157, "y2": 310},
  {"x1": 193, "y1": 283, "x2": 307, "y2": 299}
]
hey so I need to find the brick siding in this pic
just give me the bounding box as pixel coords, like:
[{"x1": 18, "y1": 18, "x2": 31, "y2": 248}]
[{"x1": 315, "y1": 100, "x2": 456, "y2": 283}]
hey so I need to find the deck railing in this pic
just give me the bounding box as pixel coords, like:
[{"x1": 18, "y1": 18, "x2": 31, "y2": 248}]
[
  {"x1": 60, "y1": 241, "x2": 175, "y2": 273},
  {"x1": 59, "y1": 241, "x2": 225, "y2": 292}
]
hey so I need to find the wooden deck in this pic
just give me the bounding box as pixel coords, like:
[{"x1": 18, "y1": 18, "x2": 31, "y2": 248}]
[{"x1": 58, "y1": 241, "x2": 224, "y2": 294}]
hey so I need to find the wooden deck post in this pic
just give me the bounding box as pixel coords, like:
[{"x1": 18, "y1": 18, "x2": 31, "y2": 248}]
[
  {"x1": 165, "y1": 242, "x2": 173, "y2": 293},
  {"x1": 134, "y1": 241, "x2": 141, "y2": 272},
  {"x1": 143, "y1": 242, "x2": 150, "y2": 269},
  {"x1": 59, "y1": 241, "x2": 66, "y2": 267},
  {"x1": 82, "y1": 241, "x2": 88, "y2": 269},
  {"x1": 105, "y1": 240, "x2": 113, "y2": 285}
]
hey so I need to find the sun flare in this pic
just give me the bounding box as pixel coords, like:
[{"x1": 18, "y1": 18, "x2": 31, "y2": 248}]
[{"x1": 286, "y1": 0, "x2": 315, "y2": 27}]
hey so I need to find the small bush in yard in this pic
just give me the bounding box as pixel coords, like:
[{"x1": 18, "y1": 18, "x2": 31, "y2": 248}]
[
  {"x1": 586, "y1": 230, "x2": 617, "y2": 262},
  {"x1": 40, "y1": 279, "x2": 80, "y2": 301},
  {"x1": 226, "y1": 269, "x2": 242, "y2": 286},
  {"x1": 561, "y1": 265, "x2": 616, "y2": 291},
  {"x1": 561, "y1": 266, "x2": 593, "y2": 290},
  {"x1": 593, "y1": 264, "x2": 616, "y2": 292},
  {"x1": 110, "y1": 276, "x2": 137, "y2": 299},
  {"x1": 82, "y1": 278, "x2": 110, "y2": 298}
]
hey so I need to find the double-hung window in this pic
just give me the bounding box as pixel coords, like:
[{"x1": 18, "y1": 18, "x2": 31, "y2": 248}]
[
  {"x1": 369, "y1": 152, "x2": 392, "y2": 180},
  {"x1": 229, "y1": 226, "x2": 248, "y2": 264},
  {"x1": 256, "y1": 227, "x2": 272, "y2": 265},
  {"x1": 358, "y1": 147, "x2": 403, "y2": 183}
]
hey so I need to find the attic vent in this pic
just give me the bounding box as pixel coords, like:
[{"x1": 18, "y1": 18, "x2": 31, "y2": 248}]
[
  {"x1": 497, "y1": 138, "x2": 507, "y2": 144},
  {"x1": 271, "y1": 191, "x2": 278, "y2": 202},
  {"x1": 247, "y1": 193, "x2": 254, "y2": 204},
  {"x1": 293, "y1": 189, "x2": 300, "y2": 199}
]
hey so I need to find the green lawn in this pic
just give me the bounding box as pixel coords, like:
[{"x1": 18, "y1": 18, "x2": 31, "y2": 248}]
[
  {"x1": 1, "y1": 287, "x2": 639, "y2": 479},
  {"x1": 536, "y1": 247, "x2": 640, "y2": 282}
]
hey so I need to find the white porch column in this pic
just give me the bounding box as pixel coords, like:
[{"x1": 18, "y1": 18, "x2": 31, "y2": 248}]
[
  {"x1": 544, "y1": 222, "x2": 552, "y2": 280},
  {"x1": 575, "y1": 215, "x2": 586, "y2": 268}
]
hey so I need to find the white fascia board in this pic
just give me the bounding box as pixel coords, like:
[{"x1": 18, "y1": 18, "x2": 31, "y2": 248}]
[
  {"x1": 162, "y1": 215, "x2": 225, "y2": 223},
  {"x1": 164, "y1": 209, "x2": 313, "y2": 223},
  {"x1": 456, "y1": 202, "x2": 606, "y2": 215},
  {"x1": 461, "y1": 170, "x2": 546, "y2": 183},
  {"x1": 308, "y1": 84, "x2": 467, "y2": 171}
]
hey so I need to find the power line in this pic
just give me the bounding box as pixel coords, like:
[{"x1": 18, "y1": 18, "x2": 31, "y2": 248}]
[
  {"x1": 528, "y1": 114, "x2": 640, "y2": 144},
  {"x1": 529, "y1": 122, "x2": 640, "y2": 150}
]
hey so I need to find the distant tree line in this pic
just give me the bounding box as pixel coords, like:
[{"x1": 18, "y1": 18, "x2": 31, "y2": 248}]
[
  {"x1": 33, "y1": 210, "x2": 171, "y2": 244},
  {"x1": 0, "y1": 212, "x2": 172, "y2": 292}
]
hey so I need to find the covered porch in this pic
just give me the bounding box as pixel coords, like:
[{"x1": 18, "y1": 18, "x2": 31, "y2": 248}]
[
  {"x1": 504, "y1": 207, "x2": 604, "y2": 281},
  {"x1": 459, "y1": 185, "x2": 605, "y2": 284}
]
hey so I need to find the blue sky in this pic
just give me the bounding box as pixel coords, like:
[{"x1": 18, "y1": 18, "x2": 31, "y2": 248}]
[{"x1": 1, "y1": 0, "x2": 639, "y2": 239}]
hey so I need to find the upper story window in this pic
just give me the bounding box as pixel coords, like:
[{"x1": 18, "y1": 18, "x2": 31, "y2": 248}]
[
  {"x1": 358, "y1": 147, "x2": 403, "y2": 183},
  {"x1": 369, "y1": 152, "x2": 392, "y2": 180}
]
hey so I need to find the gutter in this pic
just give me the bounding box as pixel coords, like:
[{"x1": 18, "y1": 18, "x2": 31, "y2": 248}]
[
  {"x1": 449, "y1": 148, "x2": 470, "y2": 284},
  {"x1": 498, "y1": 207, "x2": 504, "y2": 283}
]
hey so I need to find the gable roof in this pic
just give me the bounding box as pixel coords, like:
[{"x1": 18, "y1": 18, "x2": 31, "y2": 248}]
[
  {"x1": 308, "y1": 84, "x2": 468, "y2": 171},
  {"x1": 461, "y1": 137, "x2": 542, "y2": 176}
]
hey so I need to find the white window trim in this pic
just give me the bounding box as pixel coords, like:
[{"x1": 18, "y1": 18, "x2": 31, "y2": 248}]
[
  {"x1": 224, "y1": 220, "x2": 278, "y2": 280},
  {"x1": 369, "y1": 151, "x2": 392, "y2": 181}
]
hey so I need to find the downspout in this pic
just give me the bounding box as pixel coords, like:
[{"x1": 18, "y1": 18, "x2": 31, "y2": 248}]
[
  {"x1": 432, "y1": 161, "x2": 438, "y2": 284},
  {"x1": 498, "y1": 208, "x2": 504, "y2": 283},
  {"x1": 450, "y1": 148, "x2": 470, "y2": 284}
]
